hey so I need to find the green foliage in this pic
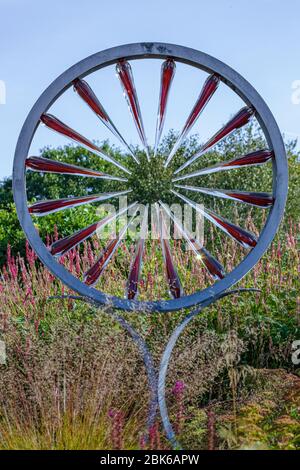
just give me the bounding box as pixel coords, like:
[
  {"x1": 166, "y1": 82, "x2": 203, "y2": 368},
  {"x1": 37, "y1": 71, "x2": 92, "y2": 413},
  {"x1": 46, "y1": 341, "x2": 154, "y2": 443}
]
[
  {"x1": 217, "y1": 370, "x2": 300, "y2": 450},
  {"x1": 0, "y1": 125, "x2": 298, "y2": 266}
]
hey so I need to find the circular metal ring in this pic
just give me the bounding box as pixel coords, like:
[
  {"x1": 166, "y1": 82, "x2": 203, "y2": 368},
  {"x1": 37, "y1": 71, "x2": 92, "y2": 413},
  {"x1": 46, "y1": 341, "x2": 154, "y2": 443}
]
[{"x1": 13, "y1": 42, "x2": 288, "y2": 312}]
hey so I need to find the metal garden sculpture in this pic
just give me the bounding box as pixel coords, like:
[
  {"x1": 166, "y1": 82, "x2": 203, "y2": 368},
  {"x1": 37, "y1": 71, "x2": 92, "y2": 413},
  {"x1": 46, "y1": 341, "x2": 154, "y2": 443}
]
[{"x1": 13, "y1": 43, "x2": 288, "y2": 448}]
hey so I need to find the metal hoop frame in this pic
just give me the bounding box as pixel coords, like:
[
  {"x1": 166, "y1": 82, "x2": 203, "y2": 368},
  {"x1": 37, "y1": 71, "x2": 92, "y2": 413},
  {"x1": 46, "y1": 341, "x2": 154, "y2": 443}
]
[{"x1": 13, "y1": 42, "x2": 288, "y2": 313}]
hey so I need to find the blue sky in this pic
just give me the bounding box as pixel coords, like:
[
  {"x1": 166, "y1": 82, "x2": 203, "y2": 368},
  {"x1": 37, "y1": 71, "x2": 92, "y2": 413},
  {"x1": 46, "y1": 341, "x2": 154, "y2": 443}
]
[{"x1": 0, "y1": 0, "x2": 299, "y2": 179}]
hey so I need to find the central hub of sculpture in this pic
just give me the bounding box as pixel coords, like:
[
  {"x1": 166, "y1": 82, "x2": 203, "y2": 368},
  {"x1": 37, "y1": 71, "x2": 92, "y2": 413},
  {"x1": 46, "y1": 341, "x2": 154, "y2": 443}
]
[{"x1": 128, "y1": 153, "x2": 174, "y2": 206}]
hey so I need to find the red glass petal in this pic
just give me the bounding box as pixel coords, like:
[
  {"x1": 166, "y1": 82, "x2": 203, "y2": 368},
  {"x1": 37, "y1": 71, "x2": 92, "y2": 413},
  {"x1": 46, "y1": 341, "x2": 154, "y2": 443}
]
[
  {"x1": 29, "y1": 190, "x2": 130, "y2": 216},
  {"x1": 159, "y1": 60, "x2": 176, "y2": 124},
  {"x1": 126, "y1": 207, "x2": 148, "y2": 299},
  {"x1": 161, "y1": 237, "x2": 182, "y2": 298},
  {"x1": 222, "y1": 150, "x2": 274, "y2": 168},
  {"x1": 40, "y1": 114, "x2": 130, "y2": 174},
  {"x1": 165, "y1": 74, "x2": 220, "y2": 166},
  {"x1": 73, "y1": 79, "x2": 138, "y2": 162},
  {"x1": 158, "y1": 207, "x2": 183, "y2": 298},
  {"x1": 159, "y1": 201, "x2": 225, "y2": 280},
  {"x1": 29, "y1": 195, "x2": 99, "y2": 216},
  {"x1": 127, "y1": 239, "x2": 145, "y2": 300},
  {"x1": 183, "y1": 75, "x2": 220, "y2": 134},
  {"x1": 202, "y1": 107, "x2": 254, "y2": 153},
  {"x1": 41, "y1": 113, "x2": 99, "y2": 151},
  {"x1": 51, "y1": 221, "x2": 100, "y2": 257},
  {"x1": 73, "y1": 78, "x2": 107, "y2": 120},
  {"x1": 154, "y1": 59, "x2": 176, "y2": 154},
  {"x1": 116, "y1": 61, "x2": 148, "y2": 157},
  {"x1": 199, "y1": 247, "x2": 225, "y2": 280},
  {"x1": 84, "y1": 238, "x2": 119, "y2": 286},
  {"x1": 190, "y1": 240, "x2": 225, "y2": 280},
  {"x1": 174, "y1": 106, "x2": 254, "y2": 174},
  {"x1": 174, "y1": 185, "x2": 274, "y2": 208},
  {"x1": 50, "y1": 203, "x2": 137, "y2": 257},
  {"x1": 172, "y1": 191, "x2": 257, "y2": 249},
  {"x1": 224, "y1": 190, "x2": 273, "y2": 207},
  {"x1": 84, "y1": 208, "x2": 139, "y2": 286},
  {"x1": 208, "y1": 210, "x2": 257, "y2": 248},
  {"x1": 26, "y1": 156, "x2": 127, "y2": 182},
  {"x1": 173, "y1": 149, "x2": 273, "y2": 182}
]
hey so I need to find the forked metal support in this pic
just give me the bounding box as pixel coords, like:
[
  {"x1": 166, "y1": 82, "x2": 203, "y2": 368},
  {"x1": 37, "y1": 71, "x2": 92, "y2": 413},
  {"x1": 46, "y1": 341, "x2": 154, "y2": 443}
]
[{"x1": 50, "y1": 288, "x2": 259, "y2": 449}]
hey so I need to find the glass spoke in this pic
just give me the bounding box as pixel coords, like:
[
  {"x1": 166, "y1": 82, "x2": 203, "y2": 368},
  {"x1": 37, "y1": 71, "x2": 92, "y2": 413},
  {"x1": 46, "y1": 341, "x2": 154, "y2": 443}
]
[
  {"x1": 171, "y1": 190, "x2": 257, "y2": 249},
  {"x1": 50, "y1": 202, "x2": 137, "y2": 257},
  {"x1": 40, "y1": 114, "x2": 131, "y2": 174},
  {"x1": 126, "y1": 205, "x2": 148, "y2": 300},
  {"x1": 159, "y1": 201, "x2": 225, "y2": 280},
  {"x1": 174, "y1": 106, "x2": 254, "y2": 174},
  {"x1": 26, "y1": 156, "x2": 128, "y2": 182},
  {"x1": 154, "y1": 59, "x2": 176, "y2": 156},
  {"x1": 83, "y1": 207, "x2": 139, "y2": 286},
  {"x1": 172, "y1": 149, "x2": 273, "y2": 182},
  {"x1": 165, "y1": 74, "x2": 220, "y2": 167},
  {"x1": 174, "y1": 185, "x2": 274, "y2": 208},
  {"x1": 156, "y1": 204, "x2": 183, "y2": 299},
  {"x1": 116, "y1": 60, "x2": 149, "y2": 159},
  {"x1": 73, "y1": 78, "x2": 139, "y2": 164},
  {"x1": 29, "y1": 189, "x2": 131, "y2": 216}
]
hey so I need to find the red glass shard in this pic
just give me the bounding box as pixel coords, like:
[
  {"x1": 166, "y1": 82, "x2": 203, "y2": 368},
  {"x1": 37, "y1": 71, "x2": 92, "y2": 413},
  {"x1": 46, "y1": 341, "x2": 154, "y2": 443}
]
[
  {"x1": 208, "y1": 210, "x2": 257, "y2": 248},
  {"x1": 222, "y1": 190, "x2": 273, "y2": 207},
  {"x1": 50, "y1": 202, "x2": 137, "y2": 257},
  {"x1": 127, "y1": 207, "x2": 148, "y2": 300},
  {"x1": 40, "y1": 113, "x2": 100, "y2": 152},
  {"x1": 116, "y1": 60, "x2": 149, "y2": 158},
  {"x1": 159, "y1": 201, "x2": 225, "y2": 280},
  {"x1": 172, "y1": 191, "x2": 257, "y2": 249},
  {"x1": 174, "y1": 185, "x2": 274, "y2": 208},
  {"x1": 201, "y1": 107, "x2": 254, "y2": 153},
  {"x1": 40, "y1": 114, "x2": 131, "y2": 174},
  {"x1": 51, "y1": 221, "x2": 99, "y2": 257},
  {"x1": 127, "y1": 240, "x2": 145, "y2": 300},
  {"x1": 172, "y1": 149, "x2": 274, "y2": 182},
  {"x1": 26, "y1": 156, "x2": 128, "y2": 182},
  {"x1": 222, "y1": 150, "x2": 274, "y2": 168},
  {"x1": 191, "y1": 240, "x2": 225, "y2": 280},
  {"x1": 73, "y1": 79, "x2": 107, "y2": 120},
  {"x1": 29, "y1": 190, "x2": 130, "y2": 216},
  {"x1": 198, "y1": 246, "x2": 225, "y2": 280},
  {"x1": 182, "y1": 75, "x2": 220, "y2": 135},
  {"x1": 174, "y1": 106, "x2": 255, "y2": 174},
  {"x1": 165, "y1": 74, "x2": 220, "y2": 166},
  {"x1": 84, "y1": 209, "x2": 138, "y2": 286},
  {"x1": 157, "y1": 206, "x2": 183, "y2": 298},
  {"x1": 73, "y1": 79, "x2": 138, "y2": 163},
  {"x1": 84, "y1": 238, "x2": 119, "y2": 286},
  {"x1": 29, "y1": 195, "x2": 99, "y2": 216},
  {"x1": 154, "y1": 59, "x2": 176, "y2": 155},
  {"x1": 161, "y1": 238, "x2": 182, "y2": 298}
]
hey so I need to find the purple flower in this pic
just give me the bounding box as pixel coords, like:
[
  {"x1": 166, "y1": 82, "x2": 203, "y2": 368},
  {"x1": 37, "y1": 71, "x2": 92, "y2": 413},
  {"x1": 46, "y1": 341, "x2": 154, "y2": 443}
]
[{"x1": 172, "y1": 380, "x2": 185, "y2": 397}]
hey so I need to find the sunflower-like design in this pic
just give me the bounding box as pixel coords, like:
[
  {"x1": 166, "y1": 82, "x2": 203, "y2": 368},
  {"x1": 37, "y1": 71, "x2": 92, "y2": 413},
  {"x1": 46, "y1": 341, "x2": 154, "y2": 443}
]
[{"x1": 13, "y1": 44, "x2": 287, "y2": 312}]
